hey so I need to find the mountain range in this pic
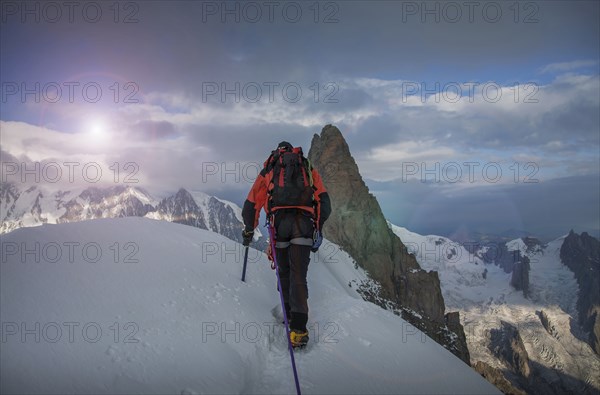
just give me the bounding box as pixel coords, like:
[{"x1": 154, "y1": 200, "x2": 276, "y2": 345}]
[
  {"x1": 1, "y1": 125, "x2": 598, "y2": 394},
  {"x1": 0, "y1": 183, "x2": 264, "y2": 250},
  {"x1": 390, "y1": 224, "x2": 600, "y2": 394}
]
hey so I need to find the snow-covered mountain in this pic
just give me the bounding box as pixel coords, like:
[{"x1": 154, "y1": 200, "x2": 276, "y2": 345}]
[
  {"x1": 4, "y1": 180, "x2": 597, "y2": 393},
  {"x1": 389, "y1": 222, "x2": 600, "y2": 394},
  {"x1": 0, "y1": 182, "x2": 263, "y2": 247},
  {"x1": 0, "y1": 183, "x2": 156, "y2": 233},
  {"x1": 0, "y1": 217, "x2": 499, "y2": 394}
]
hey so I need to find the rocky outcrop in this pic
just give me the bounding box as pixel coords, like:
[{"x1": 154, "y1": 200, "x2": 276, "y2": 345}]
[
  {"x1": 510, "y1": 257, "x2": 531, "y2": 298},
  {"x1": 445, "y1": 312, "x2": 471, "y2": 363},
  {"x1": 486, "y1": 320, "x2": 599, "y2": 395},
  {"x1": 560, "y1": 230, "x2": 600, "y2": 355},
  {"x1": 484, "y1": 242, "x2": 521, "y2": 273},
  {"x1": 523, "y1": 236, "x2": 543, "y2": 254},
  {"x1": 489, "y1": 321, "x2": 531, "y2": 379},
  {"x1": 473, "y1": 361, "x2": 526, "y2": 395},
  {"x1": 206, "y1": 197, "x2": 242, "y2": 242},
  {"x1": 536, "y1": 310, "x2": 558, "y2": 338},
  {"x1": 308, "y1": 124, "x2": 469, "y2": 364}
]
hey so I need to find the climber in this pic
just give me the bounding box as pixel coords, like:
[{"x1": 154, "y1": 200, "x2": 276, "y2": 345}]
[{"x1": 241, "y1": 141, "x2": 331, "y2": 348}]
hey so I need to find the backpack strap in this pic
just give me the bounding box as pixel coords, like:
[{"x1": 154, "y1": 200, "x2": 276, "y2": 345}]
[{"x1": 305, "y1": 157, "x2": 314, "y2": 188}]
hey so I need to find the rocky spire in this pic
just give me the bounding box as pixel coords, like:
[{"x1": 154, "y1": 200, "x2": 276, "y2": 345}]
[{"x1": 309, "y1": 124, "x2": 470, "y2": 363}]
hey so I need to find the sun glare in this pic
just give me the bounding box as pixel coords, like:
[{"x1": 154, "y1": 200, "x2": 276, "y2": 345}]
[
  {"x1": 91, "y1": 122, "x2": 104, "y2": 135},
  {"x1": 86, "y1": 118, "x2": 109, "y2": 144}
]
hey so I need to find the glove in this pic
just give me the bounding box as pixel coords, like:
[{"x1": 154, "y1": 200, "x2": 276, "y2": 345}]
[
  {"x1": 311, "y1": 229, "x2": 323, "y2": 253},
  {"x1": 242, "y1": 229, "x2": 254, "y2": 246}
]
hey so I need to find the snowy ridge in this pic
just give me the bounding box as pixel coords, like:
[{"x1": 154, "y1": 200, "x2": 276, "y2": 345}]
[
  {"x1": 0, "y1": 183, "x2": 258, "y2": 245},
  {"x1": 1, "y1": 184, "x2": 80, "y2": 233},
  {"x1": 125, "y1": 186, "x2": 159, "y2": 207},
  {"x1": 0, "y1": 218, "x2": 498, "y2": 394},
  {"x1": 389, "y1": 222, "x2": 600, "y2": 393},
  {"x1": 189, "y1": 190, "x2": 212, "y2": 228},
  {"x1": 0, "y1": 183, "x2": 154, "y2": 233}
]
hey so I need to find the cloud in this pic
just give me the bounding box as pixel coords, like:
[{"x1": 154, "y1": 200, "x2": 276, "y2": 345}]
[
  {"x1": 539, "y1": 60, "x2": 599, "y2": 74},
  {"x1": 331, "y1": 74, "x2": 599, "y2": 183},
  {"x1": 1, "y1": 0, "x2": 598, "y2": 237},
  {"x1": 369, "y1": 174, "x2": 600, "y2": 241},
  {"x1": 3, "y1": 68, "x2": 597, "y2": 193},
  {"x1": 127, "y1": 120, "x2": 179, "y2": 140}
]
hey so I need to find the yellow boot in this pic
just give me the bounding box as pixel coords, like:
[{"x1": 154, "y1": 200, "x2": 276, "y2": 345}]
[{"x1": 290, "y1": 329, "x2": 309, "y2": 349}]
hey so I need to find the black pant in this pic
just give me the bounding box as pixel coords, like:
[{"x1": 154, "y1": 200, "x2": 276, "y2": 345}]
[{"x1": 273, "y1": 209, "x2": 313, "y2": 331}]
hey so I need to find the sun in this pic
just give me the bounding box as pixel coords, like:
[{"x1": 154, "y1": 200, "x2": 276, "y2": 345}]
[
  {"x1": 86, "y1": 118, "x2": 110, "y2": 143},
  {"x1": 91, "y1": 122, "x2": 104, "y2": 135}
]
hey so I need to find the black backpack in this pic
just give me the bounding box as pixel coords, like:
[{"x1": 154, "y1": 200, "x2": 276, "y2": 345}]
[{"x1": 266, "y1": 146, "x2": 315, "y2": 212}]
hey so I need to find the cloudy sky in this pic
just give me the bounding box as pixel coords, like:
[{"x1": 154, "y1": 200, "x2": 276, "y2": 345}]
[{"x1": 1, "y1": 1, "x2": 598, "y2": 240}]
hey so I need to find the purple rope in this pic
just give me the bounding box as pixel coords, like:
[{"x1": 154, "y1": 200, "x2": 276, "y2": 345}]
[{"x1": 267, "y1": 221, "x2": 302, "y2": 395}]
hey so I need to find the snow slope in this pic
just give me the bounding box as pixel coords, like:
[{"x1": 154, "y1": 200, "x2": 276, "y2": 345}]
[
  {"x1": 389, "y1": 223, "x2": 600, "y2": 392},
  {"x1": 0, "y1": 218, "x2": 499, "y2": 394}
]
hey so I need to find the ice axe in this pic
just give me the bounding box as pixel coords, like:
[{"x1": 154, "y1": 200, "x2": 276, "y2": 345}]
[{"x1": 241, "y1": 245, "x2": 249, "y2": 282}]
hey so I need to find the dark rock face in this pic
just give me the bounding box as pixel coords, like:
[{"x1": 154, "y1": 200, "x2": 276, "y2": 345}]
[
  {"x1": 205, "y1": 196, "x2": 241, "y2": 243},
  {"x1": 474, "y1": 361, "x2": 526, "y2": 395},
  {"x1": 308, "y1": 124, "x2": 469, "y2": 364},
  {"x1": 484, "y1": 242, "x2": 521, "y2": 273},
  {"x1": 522, "y1": 237, "x2": 542, "y2": 252},
  {"x1": 594, "y1": 314, "x2": 600, "y2": 357},
  {"x1": 478, "y1": 238, "x2": 532, "y2": 297},
  {"x1": 560, "y1": 230, "x2": 600, "y2": 355},
  {"x1": 537, "y1": 310, "x2": 558, "y2": 337},
  {"x1": 489, "y1": 321, "x2": 531, "y2": 379},
  {"x1": 510, "y1": 257, "x2": 531, "y2": 298},
  {"x1": 445, "y1": 312, "x2": 471, "y2": 363}
]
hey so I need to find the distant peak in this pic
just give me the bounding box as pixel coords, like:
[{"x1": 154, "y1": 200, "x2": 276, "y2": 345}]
[{"x1": 320, "y1": 124, "x2": 343, "y2": 139}]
